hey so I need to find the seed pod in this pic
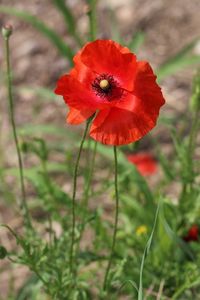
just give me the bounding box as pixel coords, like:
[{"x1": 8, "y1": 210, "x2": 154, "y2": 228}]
[{"x1": 2, "y1": 24, "x2": 13, "y2": 39}]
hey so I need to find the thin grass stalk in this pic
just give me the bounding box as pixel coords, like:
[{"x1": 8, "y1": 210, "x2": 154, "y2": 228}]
[{"x1": 3, "y1": 26, "x2": 32, "y2": 229}]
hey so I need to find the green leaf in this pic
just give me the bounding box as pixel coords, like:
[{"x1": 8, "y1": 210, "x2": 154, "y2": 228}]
[
  {"x1": 52, "y1": 0, "x2": 82, "y2": 46},
  {"x1": 18, "y1": 124, "x2": 67, "y2": 137},
  {"x1": 28, "y1": 172, "x2": 71, "y2": 208},
  {"x1": 16, "y1": 274, "x2": 39, "y2": 300},
  {"x1": 0, "y1": 5, "x2": 74, "y2": 61},
  {"x1": 162, "y1": 215, "x2": 194, "y2": 260},
  {"x1": 157, "y1": 39, "x2": 200, "y2": 81},
  {"x1": 5, "y1": 162, "x2": 67, "y2": 180},
  {"x1": 17, "y1": 86, "x2": 57, "y2": 101},
  {"x1": 172, "y1": 277, "x2": 200, "y2": 300},
  {"x1": 138, "y1": 201, "x2": 160, "y2": 300},
  {"x1": 157, "y1": 150, "x2": 176, "y2": 180},
  {"x1": 109, "y1": 9, "x2": 124, "y2": 44},
  {"x1": 128, "y1": 31, "x2": 145, "y2": 53}
]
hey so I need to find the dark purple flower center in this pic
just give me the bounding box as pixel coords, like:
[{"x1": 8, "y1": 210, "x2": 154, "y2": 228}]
[{"x1": 92, "y1": 73, "x2": 123, "y2": 101}]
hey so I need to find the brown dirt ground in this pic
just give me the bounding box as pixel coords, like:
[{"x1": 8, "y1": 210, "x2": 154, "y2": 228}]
[{"x1": 0, "y1": 0, "x2": 200, "y2": 298}]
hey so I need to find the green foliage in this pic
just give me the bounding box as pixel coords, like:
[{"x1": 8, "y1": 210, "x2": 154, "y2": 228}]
[
  {"x1": 157, "y1": 39, "x2": 200, "y2": 81},
  {"x1": 128, "y1": 31, "x2": 145, "y2": 53},
  {"x1": 190, "y1": 70, "x2": 200, "y2": 112},
  {"x1": 2, "y1": 105, "x2": 200, "y2": 298},
  {"x1": 138, "y1": 203, "x2": 160, "y2": 300},
  {"x1": 52, "y1": 0, "x2": 83, "y2": 46}
]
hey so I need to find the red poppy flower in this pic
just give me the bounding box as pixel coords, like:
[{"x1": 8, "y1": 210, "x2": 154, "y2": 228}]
[
  {"x1": 183, "y1": 225, "x2": 199, "y2": 242},
  {"x1": 127, "y1": 152, "x2": 157, "y2": 176},
  {"x1": 55, "y1": 40, "x2": 165, "y2": 145}
]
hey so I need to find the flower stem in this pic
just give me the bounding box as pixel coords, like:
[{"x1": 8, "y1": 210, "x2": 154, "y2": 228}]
[
  {"x1": 103, "y1": 146, "x2": 119, "y2": 292},
  {"x1": 83, "y1": 141, "x2": 97, "y2": 211},
  {"x1": 87, "y1": 0, "x2": 97, "y2": 41},
  {"x1": 69, "y1": 118, "x2": 92, "y2": 275},
  {"x1": 77, "y1": 140, "x2": 97, "y2": 251},
  {"x1": 188, "y1": 110, "x2": 199, "y2": 160},
  {"x1": 3, "y1": 28, "x2": 32, "y2": 230},
  {"x1": 180, "y1": 110, "x2": 200, "y2": 200}
]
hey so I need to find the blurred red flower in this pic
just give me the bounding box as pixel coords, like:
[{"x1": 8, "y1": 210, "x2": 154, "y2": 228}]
[
  {"x1": 127, "y1": 153, "x2": 157, "y2": 176},
  {"x1": 55, "y1": 40, "x2": 165, "y2": 145},
  {"x1": 183, "y1": 225, "x2": 199, "y2": 242}
]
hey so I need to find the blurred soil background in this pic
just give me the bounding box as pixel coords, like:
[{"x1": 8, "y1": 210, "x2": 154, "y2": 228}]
[{"x1": 0, "y1": 0, "x2": 200, "y2": 298}]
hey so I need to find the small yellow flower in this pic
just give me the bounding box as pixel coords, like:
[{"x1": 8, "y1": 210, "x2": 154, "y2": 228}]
[{"x1": 136, "y1": 225, "x2": 148, "y2": 236}]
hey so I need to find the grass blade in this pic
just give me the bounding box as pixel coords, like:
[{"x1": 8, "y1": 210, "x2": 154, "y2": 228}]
[
  {"x1": 128, "y1": 31, "x2": 145, "y2": 53},
  {"x1": 52, "y1": 0, "x2": 83, "y2": 46},
  {"x1": 157, "y1": 39, "x2": 200, "y2": 81},
  {"x1": 138, "y1": 202, "x2": 160, "y2": 300},
  {"x1": 0, "y1": 5, "x2": 74, "y2": 61},
  {"x1": 17, "y1": 86, "x2": 56, "y2": 101}
]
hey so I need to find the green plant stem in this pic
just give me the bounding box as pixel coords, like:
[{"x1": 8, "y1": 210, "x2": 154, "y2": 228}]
[
  {"x1": 52, "y1": 0, "x2": 83, "y2": 47},
  {"x1": 69, "y1": 119, "x2": 92, "y2": 276},
  {"x1": 188, "y1": 110, "x2": 199, "y2": 159},
  {"x1": 4, "y1": 35, "x2": 32, "y2": 229},
  {"x1": 83, "y1": 141, "x2": 97, "y2": 211},
  {"x1": 103, "y1": 146, "x2": 119, "y2": 292},
  {"x1": 77, "y1": 140, "x2": 97, "y2": 250},
  {"x1": 180, "y1": 110, "x2": 199, "y2": 199},
  {"x1": 87, "y1": 0, "x2": 97, "y2": 41}
]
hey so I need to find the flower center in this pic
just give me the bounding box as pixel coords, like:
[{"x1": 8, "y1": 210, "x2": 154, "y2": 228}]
[
  {"x1": 92, "y1": 73, "x2": 123, "y2": 101},
  {"x1": 99, "y1": 79, "x2": 110, "y2": 91}
]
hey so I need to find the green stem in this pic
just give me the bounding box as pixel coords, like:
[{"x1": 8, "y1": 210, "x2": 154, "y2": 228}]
[
  {"x1": 4, "y1": 34, "x2": 32, "y2": 229},
  {"x1": 77, "y1": 141, "x2": 97, "y2": 250},
  {"x1": 87, "y1": 0, "x2": 97, "y2": 41},
  {"x1": 103, "y1": 146, "x2": 119, "y2": 292},
  {"x1": 83, "y1": 141, "x2": 97, "y2": 211},
  {"x1": 180, "y1": 110, "x2": 199, "y2": 200},
  {"x1": 188, "y1": 110, "x2": 199, "y2": 159},
  {"x1": 69, "y1": 119, "x2": 92, "y2": 275}
]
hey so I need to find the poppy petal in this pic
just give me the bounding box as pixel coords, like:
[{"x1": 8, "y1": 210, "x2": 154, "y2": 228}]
[
  {"x1": 70, "y1": 60, "x2": 97, "y2": 90},
  {"x1": 127, "y1": 153, "x2": 157, "y2": 176},
  {"x1": 133, "y1": 61, "x2": 165, "y2": 113},
  {"x1": 55, "y1": 40, "x2": 165, "y2": 146},
  {"x1": 67, "y1": 107, "x2": 95, "y2": 125},
  {"x1": 90, "y1": 107, "x2": 156, "y2": 145},
  {"x1": 79, "y1": 40, "x2": 137, "y2": 91},
  {"x1": 55, "y1": 74, "x2": 104, "y2": 110}
]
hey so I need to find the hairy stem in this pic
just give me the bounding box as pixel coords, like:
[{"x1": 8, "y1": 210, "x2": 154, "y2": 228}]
[
  {"x1": 69, "y1": 119, "x2": 92, "y2": 276},
  {"x1": 4, "y1": 33, "x2": 32, "y2": 229},
  {"x1": 87, "y1": 0, "x2": 97, "y2": 41},
  {"x1": 180, "y1": 110, "x2": 200, "y2": 200},
  {"x1": 103, "y1": 146, "x2": 119, "y2": 292},
  {"x1": 83, "y1": 140, "x2": 97, "y2": 207},
  {"x1": 77, "y1": 140, "x2": 97, "y2": 251}
]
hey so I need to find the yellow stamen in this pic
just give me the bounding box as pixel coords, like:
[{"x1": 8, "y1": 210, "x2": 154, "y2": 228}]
[{"x1": 99, "y1": 79, "x2": 110, "y2": 90}]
